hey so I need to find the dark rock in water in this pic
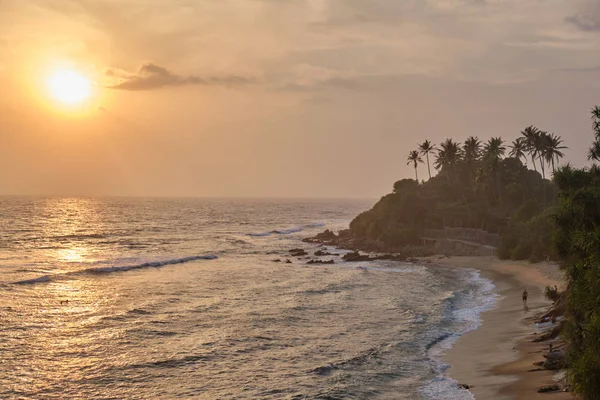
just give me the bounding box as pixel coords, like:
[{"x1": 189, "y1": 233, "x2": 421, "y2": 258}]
[
  {"x1": 314, "y1": 250, "x2": 336, "y2": 256},
  {"x1": 285, "y1": 259, "x2": 292, "y2": 264},
  {"x1": 538, "y1": 385, "x2": 560, "y2": 393},
  {"x1": 374, "y1": 253, "x2": 407, "y2": 261},
  {"x1": 307, "y1": 259, "x2": 335, "y2": 265},
  {"x1": 458, "y1": 383, "x2": 472, "y2": 390},
  {"x1": 315, "y1": 229, "x2": 336, "y2": 240},
  {"x1": 342, "y1": 251, "x2": 372, "y2": 262},
  {"x1": 289, "y1": 248, "x2": 308, "y2": 256},
  {"x1": 271, "y1": 259, "x2": 281, "y2": 263}
]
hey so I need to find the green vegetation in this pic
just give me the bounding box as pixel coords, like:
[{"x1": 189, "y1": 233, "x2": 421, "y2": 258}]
[
  {"x1": 350, "y1": 105, "x2": 600, "y2": 397},
  {"x1": 350, "y1": 127, "x2": 565, "y2": 260},
  {"x1": 553, "y1": 106, "x2": 600, "y2": 398}
]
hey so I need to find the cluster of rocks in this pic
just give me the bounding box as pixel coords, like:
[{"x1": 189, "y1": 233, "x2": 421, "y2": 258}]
[
  {"x1": 342, "y1": 251, "x2": 409, "y2": 262},
  {"x1": 314, "y1": 250, "x2": 338, "y2": 257},
  {"x1": 289, "y1": 248, "x2": 308, "y2": 257},
  {"x1": 537, "y1": 385, "x2": 560, "y2": 393},
  {"x1": 529, "y1": 292, "x2": 571, "y2": 394},
  {"x1": 303, "y1": 229, "x2": 436, "y2": 257},
  {"x1": 307, "y1": 259, "x2": 335, "y2": 265}
]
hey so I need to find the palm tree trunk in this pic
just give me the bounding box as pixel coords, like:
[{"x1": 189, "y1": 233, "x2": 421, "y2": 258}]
[
  {"x1": 531, "y1": 155, "x2": 537, "y2": 171},
  {"x1": 426, "y1": 153, "x2": 431, "y2": 179},
  {"x1": 414, "y1": 166, "x2": 418, "y2": 181},
  {"x1": 539, "y1": 155, "x2": 545, "y2": 179}
]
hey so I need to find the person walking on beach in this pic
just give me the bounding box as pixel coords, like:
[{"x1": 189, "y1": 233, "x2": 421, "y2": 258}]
[{"x1": 522, "y1": 288, "x2": 528, "y2": 306}]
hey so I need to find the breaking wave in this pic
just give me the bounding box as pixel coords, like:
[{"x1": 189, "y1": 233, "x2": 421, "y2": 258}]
[
  {"x1": 13, "y1": 255, "x2": 218, "y2": 285},
  {"x1": 247, "y1": 222, "x2": 325, "y2": 237}
]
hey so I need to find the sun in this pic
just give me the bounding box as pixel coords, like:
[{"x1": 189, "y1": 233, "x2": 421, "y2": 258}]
[{"x1": 46, "y1": 69, "x2": 92, "y2": 105}]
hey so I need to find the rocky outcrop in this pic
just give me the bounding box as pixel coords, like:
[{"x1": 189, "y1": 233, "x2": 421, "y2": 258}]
[
  {"x1": 543, "y1": 350, "x2": 567, "y2": 370},
  {"x1": 314, "y1": 250, "x2": 338, "y2": 256},
  {"x1": 341, "y1": 251, "x2": 407, "y2": 262},
  {"x1": 303, "y1": 230, "x2": 435, "y2": 257},
  {"x1": 307, "y1": 259, "x2": 335, "y2": 265},
  {"x1": 289, "y1": 248, "x2": 308, "y2": 257},
  {"x1": 537, "y1": 385, "x2": 560, "y2": 393}
]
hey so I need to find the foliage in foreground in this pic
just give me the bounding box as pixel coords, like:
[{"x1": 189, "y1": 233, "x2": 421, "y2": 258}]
[{"x1": 554, "y1": 106, "x2": 600, "y2": 398}]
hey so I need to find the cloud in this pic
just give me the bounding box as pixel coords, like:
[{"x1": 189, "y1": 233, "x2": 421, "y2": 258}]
[
  {"x1": 566, "y1": 14, "x2": 600, "y2": 32},
  {"x1": 106, "y1": 63, "x2": 254, "y2": 91}
]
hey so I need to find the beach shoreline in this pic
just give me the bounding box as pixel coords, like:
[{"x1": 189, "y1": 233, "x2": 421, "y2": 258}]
[{"x1": 420, "y1": 256, "x2": 573, "y2": 400}]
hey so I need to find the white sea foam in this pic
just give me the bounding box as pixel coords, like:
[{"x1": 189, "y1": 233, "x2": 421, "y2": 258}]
[
  {"x1": 247, "y1": 222, "x2": 325, "y2": 237},
  {"x1": 419, "y1": 269, "x2": 498, "y2": 400}
]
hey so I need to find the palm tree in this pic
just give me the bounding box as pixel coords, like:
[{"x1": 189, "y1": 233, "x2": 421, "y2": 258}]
[
  {"x1": 463, "y1": 136, "x2": 481, "y2": 163},
  {"x1": 434, "y1": 139, "x2": 462, "y2": 170},
  {"x1": 521, "y1": 126, "x2": 540, "y2": 172},
  {"x1": 544, "y1": 133, "x2": 567, "y2": 173},
  {"x1": 418, "y1": 140, "x2": 436, "y2": 180},
  {"x1": 481, "y1": 137, "x2": 506, "y2": 202},
  {"x1": 535, "y1": 131, "x2": 550, "y2": 179},
  {"x1": 509, "y1": 137, "x2": 527, "y2": 165},
  {"x1": 406, "y1": 150, "x2": 423, "y2": 181},
  {"x1": 483, "y1": 137, "x2": 506, "y2": 162}
]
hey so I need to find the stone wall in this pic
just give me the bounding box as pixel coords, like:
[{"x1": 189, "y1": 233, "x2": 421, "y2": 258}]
[{"x1": 423, "y1": 227, "x2": 500, "y2": 247}]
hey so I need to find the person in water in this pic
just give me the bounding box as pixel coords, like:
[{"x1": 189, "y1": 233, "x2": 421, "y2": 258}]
[{"x1": 522, "y1": 289, "x2": 528, "y2": 306}]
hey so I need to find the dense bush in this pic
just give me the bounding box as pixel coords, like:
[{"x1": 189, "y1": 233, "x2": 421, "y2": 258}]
[
  {"x1": 553, "y1": 106, "x2": 600, "y2": 398},
  {"x1": 351, "y1": 143, "x2": 556, "y2": 253}
]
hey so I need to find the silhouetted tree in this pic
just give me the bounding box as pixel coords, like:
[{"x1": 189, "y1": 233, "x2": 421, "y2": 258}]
[
  {"x1": 463, "y1": 136, "x2": 482, "y2": 163},
  {"x1": 588, "y1": 106, "x2": 600, "y2": 161},
  {"x1": 434, "y1": 139, "x2": 462, "y2": 170},
  {"x1": 544, "y1": 133, "x2": 567, "y2": 173},
  {"x1": 509, "y1": 137, "x2": 527, "y2": 165},
  {"x1": 418, "y1": 140, "x2": 436, "y2": 180},
  {"x1": 521, "y1": 126, "x2": 541, "y2": 172},
  {"x1": 406, "y1": 150, "x2": 423, "y2": 182}
]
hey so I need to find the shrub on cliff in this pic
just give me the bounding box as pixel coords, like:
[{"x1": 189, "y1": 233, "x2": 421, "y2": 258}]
[{"x1": 553, "y1": 106, "x2": 600, "y2": 398}]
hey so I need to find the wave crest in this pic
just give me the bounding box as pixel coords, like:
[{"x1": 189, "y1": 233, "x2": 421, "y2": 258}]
[
  {"x1": 12, "y1": 255, "x2": 217, "y2": 285},
  {"x1": 247, "y1": 222, "x2": 325, "y2": 237}
]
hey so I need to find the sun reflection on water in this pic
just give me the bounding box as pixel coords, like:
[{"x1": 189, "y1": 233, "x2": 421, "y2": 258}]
[{"x1": 57, "y1": 247, "x2": 89, "y2": 263}]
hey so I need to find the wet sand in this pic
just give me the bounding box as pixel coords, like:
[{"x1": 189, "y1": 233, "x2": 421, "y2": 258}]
[{"x1": 422, "y1": 256, "x2": 573, "y2": 400}]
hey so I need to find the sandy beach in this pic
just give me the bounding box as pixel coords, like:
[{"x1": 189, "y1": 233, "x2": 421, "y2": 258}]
[{"x1": 422, "y1": 256, "x2": 573, "y2": 400}]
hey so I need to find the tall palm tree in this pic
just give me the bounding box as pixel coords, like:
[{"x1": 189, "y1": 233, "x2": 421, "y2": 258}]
[
  {"x1": 482, "y1": 137, "x2": 506, "y2": 201},
  {"x1": 544, "y1": 133, "x2": 567, "y2": 173},
  {"x1": 508, "y1": 137, "x2": 527, "y2": 165},
  {"x1": 535, "y1": 131, "x2": 550, "y2": 179},
  {"x1": 406, "y1": 150, "x2": 423, "y2": 181},
  {"x1": 434, "y1": 139, "x2": 462, "y2": 170},
  {"x1": 483, "y1": 137, "x2": 506, "y2": 162},
  {"x1": 463, "y1": 136, "x2": 482, "y2": 163},
  {"x1": 418, "y1": 140, "x2": 436, "y2": 180},
  {"x1": 521, "y1": 126, "x2": 540, "y2": 172}
]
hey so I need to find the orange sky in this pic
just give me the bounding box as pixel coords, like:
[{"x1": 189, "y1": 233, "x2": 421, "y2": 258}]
[{"x1": 0, "y1": 0, "x2": 599, "y2": 197}]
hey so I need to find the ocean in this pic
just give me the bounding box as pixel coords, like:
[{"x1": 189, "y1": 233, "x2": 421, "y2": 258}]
[{"x1": 0, "y1": 197, "x2": 496, "y2": 399}]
